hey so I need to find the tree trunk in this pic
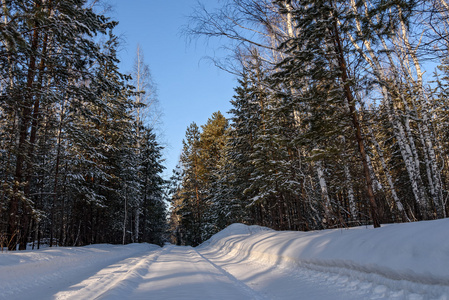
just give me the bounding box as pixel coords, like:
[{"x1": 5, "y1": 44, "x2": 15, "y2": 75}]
[
  {"x1": 316, "y1": 161, "x2": 332, "y2": 225},
  {"x1": 344, "y1": 164, "x2": 357, "y2": 220},
  {"x1": 122, "y1": 186, "x2": 127, "y2": 245},
  {"x1": 8, "y1": 15, "x2": 41, "y2": 250},
  {"x1": 331, "y1": 18, "x2": 380, "y2": 228},
  {"x1": 396, "y1": 8, "x2": 444, "y2": 216}
]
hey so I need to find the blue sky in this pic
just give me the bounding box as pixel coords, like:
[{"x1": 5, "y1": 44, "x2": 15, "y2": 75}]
[{"x1": 110, "y1": 0, "x2": 236, "y2": 178}]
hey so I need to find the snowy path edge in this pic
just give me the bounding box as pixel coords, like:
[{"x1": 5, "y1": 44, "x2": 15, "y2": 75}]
[{"x1": 198, "y1": 220, "x2": 449, "y2": 287}]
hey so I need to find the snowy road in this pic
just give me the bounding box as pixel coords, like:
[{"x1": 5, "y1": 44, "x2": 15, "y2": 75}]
[
  {"x1": 2, "y1": 220, "x2": 449, "y2": 299},
  {"x1": 3, "y1": 244, "x2": 395, "y2": 299},
  {"x1": 54, "y1": 245, "x2": 267, "y2": 300},
  {"x1": 52, "y1": 245, "x2": 440, "y2": 300},
  {"x1": 48, "y1": 244, "x2": 369, "y2": 300}
]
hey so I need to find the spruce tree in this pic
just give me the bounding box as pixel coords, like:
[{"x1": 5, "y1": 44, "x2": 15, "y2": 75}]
[
  {"x1": 271, "y1": 0, "x2": 392, "y2": 227},
  {"x1": 210, "y1": 75, "x2": 257, "y2": 228},
  {"x1": 198, "y1": 111, "x2": 228, "y2": 238},
  {"x1": 138, "y1": 127, "x2": 167, "y2": 245},
  {"x1": 178, "y1": 123, "x2": 204, "y2": 246},
  {"x1": 2, "y1": 0, "x2": 116, "y2": 250}
]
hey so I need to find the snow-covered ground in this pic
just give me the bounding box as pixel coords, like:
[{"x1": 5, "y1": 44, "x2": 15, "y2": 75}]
[{"x1": 1, "y1": 219, "x2": 448, "y2": 299}]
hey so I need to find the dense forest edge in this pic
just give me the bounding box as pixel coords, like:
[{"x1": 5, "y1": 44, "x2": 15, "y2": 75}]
[
  {"x1": 1, "y1": 0, "x2": 449, "y2": 250},
  {"x1": 0, "y1": 0, "x2": 166, "y2": 250},
  {"x1": 168, "y1": 0, "x2": 449, "y2": 246}
]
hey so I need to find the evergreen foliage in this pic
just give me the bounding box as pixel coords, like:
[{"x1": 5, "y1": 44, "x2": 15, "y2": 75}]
[
  {"x1": 169, "y1": 113, "x2": 228, "y2": 246},
  {"x1": 172, "y1": 0, "x2": 449, "y2": 239},
  {"x1": 3, "y1": 0, "x2": 449, "y2": 250},
  {"x1": 0, "y1": 0, "x2": 166, "y2": 250}
]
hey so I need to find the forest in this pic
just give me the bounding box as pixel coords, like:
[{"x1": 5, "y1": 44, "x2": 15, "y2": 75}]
[
  {"x1": 0, "y1": 0, "x2": 167, "y2": 250},
  {"x1": 169, "y1": 0, "x2": 449, "y2": 246},
  {"x1": 2, "y1": 0, "x2": 449, "y2": 250}
]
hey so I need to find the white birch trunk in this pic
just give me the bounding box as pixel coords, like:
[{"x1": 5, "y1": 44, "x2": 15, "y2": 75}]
[
  {"x1": 344, "y1": 164, "x2": 357, "y2": 220},
  {"x1": 366, "y1": 118, "x2": 408, "y2": 220},
  {"x1": 388, "y1": 96, "x2": 426, "y2": 213},
  {"x1": 306, "y1": 173, "x2": 323, "y2": 226},
  {"x1": 395, "y1": 9, "x2": 445, "y2": 216},
  {"x1": 316, "y1": 161, "x2": 332, "y2": 223},
  {"x1": 377, "y1": 29, "x2": 429, "y2": 214},
  {"x1": 365, "y1": 153, "x2": 383, "y2": 192},
  {"x1": 345, "y1": 2, "x2": 427, "y2": 215}
]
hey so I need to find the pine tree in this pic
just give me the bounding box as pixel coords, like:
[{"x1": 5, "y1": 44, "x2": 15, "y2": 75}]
[
  {"x1": 173, "y1": 113, "x2": 229, "y2": 244},
  {"x1": 2, "y1": 0, "x2": 116, "y2": 250},
  {"x1": 198, "y1": 111, "x2": 229, "y2": 238},
  {"x1": 0, "y1": 1, "x2": 169, "y2": 250}
]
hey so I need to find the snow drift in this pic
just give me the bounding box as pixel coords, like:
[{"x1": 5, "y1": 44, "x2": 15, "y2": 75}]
[{"x1": 199, "y1": 219, "x2": 449, "y2": 286}]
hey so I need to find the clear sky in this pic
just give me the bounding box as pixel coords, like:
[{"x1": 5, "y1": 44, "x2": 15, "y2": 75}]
[{"x1": 109, "y1": 0, "x2": 236, "y2": 179}]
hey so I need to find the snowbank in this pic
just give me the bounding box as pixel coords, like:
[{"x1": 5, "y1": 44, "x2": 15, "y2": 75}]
[
  {"x1": 199, "y1": 223, "x2": 273, "y2": 247},
  {"x1": 199, "y1": 219, "x2": 449, "y2": 286}
]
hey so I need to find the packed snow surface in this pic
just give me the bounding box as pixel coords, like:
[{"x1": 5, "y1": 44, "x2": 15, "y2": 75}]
[{"x1": 1, "y1": 219, "x2": 449, "y2": 299}]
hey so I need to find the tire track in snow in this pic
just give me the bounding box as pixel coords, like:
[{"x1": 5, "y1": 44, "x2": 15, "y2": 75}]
[
  {"x1": 193, "y1": 248, "x2": 270, "y2": 300},
  {"x1": 199, "y1": 245, "x2": 366, "y2": 300},
  {"x1": 0, "y1": 244, "x2": 156, "y2": 300},
  {"x1": 55, "y1": 247, "x2": 167, "y2": 300}
]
